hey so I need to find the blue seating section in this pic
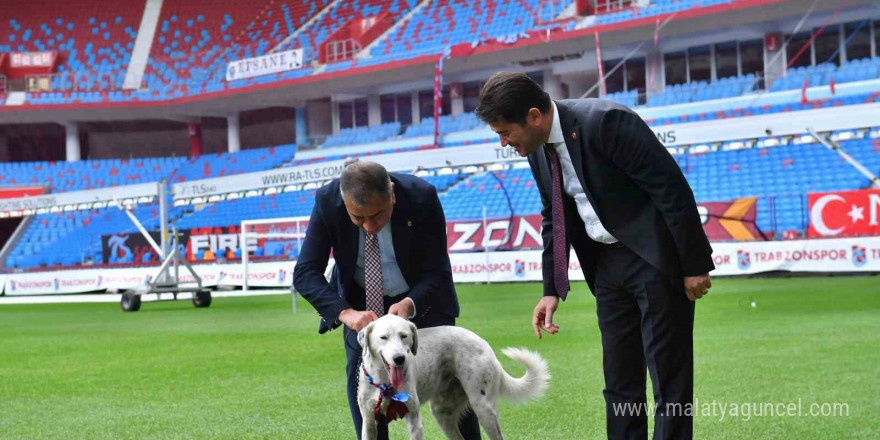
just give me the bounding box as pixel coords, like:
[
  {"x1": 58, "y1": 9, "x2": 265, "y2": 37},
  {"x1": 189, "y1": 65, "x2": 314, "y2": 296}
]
[
  {"x1": 276, "y1": 0, "x2": 420, "y2": 64},
  {"x1": 403, "y1": 113, "x2": 484, "y2": 138},
  {"x1": 323, "y1": 123, "x2": 401, "y2": 148},
  {"x1": 5, "y1": 132, "x2": 879, "y2": 268},
  {"x1": 678, "y1": 136, "x2": 880, "y2": 234},
  {"x1": 365, "y1": 0, "x2": 572, "y2": 66},
  {"x1": 646, "y1": 75, "x2": 757, "y2": 107},
  {"x1": 0, "y1": 3, "x2": 142, "y2": 92},
  {"x1": 591, "y1": 0, "x2": 732, "y2": 26},
  {"x1": 11, "y1": 0, "x2": 876, "y2": 111},
  {"x1": 6, "y1": 203, "x2": 186, "y2": 269},
  {"x1": 769, "y1": 59, "x2": 880, "y2": 93},
  {"x1": 419, "y1": 173, "x2": 463, "y2": 192},
  {"x1": 605, "y1": 90, "x2": 639, "y2": 108},
  {"x1": 439, "y1": 168, "x2": 542, "y2": 220},
  {"x1": 0, "y1": 157, "x2": 184, "y2": 192},
  {"x1": 176, "y1": 190, "x2": 315, "y2": 230},
  {"x1": 0, "y1": 145, "x2": 294, "y2": 194},
  {"x1": 168, "y1": 144, "x2": 297, "y2": 183},
  {"x1": 646, "y1": 91, "x2": 880, "y2": 126}
]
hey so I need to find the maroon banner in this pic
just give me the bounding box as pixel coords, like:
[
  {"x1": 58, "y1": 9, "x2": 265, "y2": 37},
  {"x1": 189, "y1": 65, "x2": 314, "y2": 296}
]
[
  {"x1": 808, "y1": 188, "x2": 880, "y2": 238},
  {"x1": 446, "y1": 215, "x2": 542, "y2": 252},
  {"x1": 697, "y1": 197, "x2": 763, "y2": 241}
]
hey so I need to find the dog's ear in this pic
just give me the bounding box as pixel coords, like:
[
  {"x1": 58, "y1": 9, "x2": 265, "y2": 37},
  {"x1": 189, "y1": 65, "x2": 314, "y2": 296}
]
[
  {"x1": 358, "y1": 322, "x2": 372, "y2": 357},
  {"x1": 407, "y1": 321, "x2": 418, "y2": 356}
]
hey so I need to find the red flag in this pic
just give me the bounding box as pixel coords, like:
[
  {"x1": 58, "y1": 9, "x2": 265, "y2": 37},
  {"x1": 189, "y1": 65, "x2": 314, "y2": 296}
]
[
  {"x1": 801, "y1": 78, "x2": 809, "y2": 105},
  {"x1": 829, "y1": 75, "x2": 836, "y2": 95},
  {"x1": 595, "y1": 32, "x2": 605, "y2": 97},
  {"x1": 433, "y1": 54, "x2": 443, "y2": 149}
]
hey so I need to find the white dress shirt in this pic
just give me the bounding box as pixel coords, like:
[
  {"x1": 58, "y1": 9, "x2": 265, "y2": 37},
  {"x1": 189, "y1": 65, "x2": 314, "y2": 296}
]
[
  {"x1": 354, "y1": 223, "x2": 416, "y2": 316},
  {"x1": 547, "y1": 101, "x2": 619, "y2": 244}
]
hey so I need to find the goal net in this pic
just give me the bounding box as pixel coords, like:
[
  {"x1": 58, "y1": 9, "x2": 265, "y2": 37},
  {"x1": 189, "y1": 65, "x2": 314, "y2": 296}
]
[{"x1": 240, "y1": 216, "x2": 311, "y2": 291}]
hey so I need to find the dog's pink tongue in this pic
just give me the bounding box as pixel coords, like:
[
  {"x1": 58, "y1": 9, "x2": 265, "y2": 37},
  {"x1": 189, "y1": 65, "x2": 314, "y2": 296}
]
[{"x1": 390, "y1": 366, "x2": 404, "y2": 389}]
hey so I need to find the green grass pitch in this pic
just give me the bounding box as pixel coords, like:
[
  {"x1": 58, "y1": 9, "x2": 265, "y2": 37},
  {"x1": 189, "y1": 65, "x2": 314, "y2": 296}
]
[{"x1": 1, "y1": 276, "x2": 878, "y2": 439}]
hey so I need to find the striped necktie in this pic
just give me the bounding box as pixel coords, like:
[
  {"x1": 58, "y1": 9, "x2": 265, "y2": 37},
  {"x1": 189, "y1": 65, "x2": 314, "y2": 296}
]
[
  {"x1": 364, "y1": 232, "x2": 385, "y2": 315},
  {"x1": 546, "y1": 145, "x2": 570, "y2": 300}
]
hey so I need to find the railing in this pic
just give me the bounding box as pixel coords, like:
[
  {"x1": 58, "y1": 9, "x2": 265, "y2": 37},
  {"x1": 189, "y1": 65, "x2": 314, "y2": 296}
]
[
  {"x1": 590, "y1": 0, "x2": 642, "y2": 14},
  {"x1": 324, "y1": 39, "x2": 362, "y2": 64}
]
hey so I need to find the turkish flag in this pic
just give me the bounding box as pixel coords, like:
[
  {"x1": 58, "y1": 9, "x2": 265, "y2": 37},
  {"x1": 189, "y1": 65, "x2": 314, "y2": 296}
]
[{"x1": 808, "y1": 188, "x2": 880, "y2": 238}]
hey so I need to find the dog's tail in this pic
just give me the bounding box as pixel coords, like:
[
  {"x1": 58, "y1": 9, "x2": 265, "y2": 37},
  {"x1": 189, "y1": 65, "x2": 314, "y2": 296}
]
[{"x1": 498, "y1": 347, "x2": 550, "y2": 404}]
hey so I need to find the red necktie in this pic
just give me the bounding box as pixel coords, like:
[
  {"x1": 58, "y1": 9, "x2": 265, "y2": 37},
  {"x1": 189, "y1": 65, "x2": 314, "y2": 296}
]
[
  {"x1": 547, "y1": 145, "x2": 570, "y2": 300},
  {"x1": 364, "y1": 232, "x2": 384, "y2": 315}
]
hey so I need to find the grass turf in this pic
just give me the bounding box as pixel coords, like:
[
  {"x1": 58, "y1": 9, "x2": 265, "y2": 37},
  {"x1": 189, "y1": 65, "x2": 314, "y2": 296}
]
[{"x1": 0, "y1": 276, "x2": 878, "y2": 439}]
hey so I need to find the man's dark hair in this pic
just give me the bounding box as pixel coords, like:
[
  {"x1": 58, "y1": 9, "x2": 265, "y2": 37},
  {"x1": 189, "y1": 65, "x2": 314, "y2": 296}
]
[
  {"x1": 475, "y1": 72, "x2": 552, "y2": 125},
  {"x1": 340, "y1": 161, "x2": 392, "y2": 206}
]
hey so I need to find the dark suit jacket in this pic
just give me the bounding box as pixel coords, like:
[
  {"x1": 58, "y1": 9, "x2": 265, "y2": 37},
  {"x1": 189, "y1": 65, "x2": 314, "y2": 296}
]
[
  {"x1": 293, "y1": 173, "x2": 459, "y2": 332},
  {"x1": 528, "y1": 99, "x2": 715, "y2": 297}
]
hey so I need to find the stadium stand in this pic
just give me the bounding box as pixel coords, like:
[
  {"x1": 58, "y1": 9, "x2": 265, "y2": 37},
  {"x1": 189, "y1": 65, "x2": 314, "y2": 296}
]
[
  {"x1": 5, "y1": 203, "x2": 186, "y2": 269},
  {"x1": 0, "y1": 156, "x2": 184, "y2": 192},
  {"x1": 363, "y1": 0, "x2": 574, "y2": 67},
  {"x1": 322, "y1": 122, "x2": 401, "y2": 148},
  {"x1": 0, "y1": 145, "x2": 294, "y2": 194},
  {"x1": 3, "y1": 2, "x2": 880, "y2": 272},
  {"x1": 167, "y1": 144, "x2": 297, "y2": 182},
  {"x1": 5, "y1": 128, "x2": 877, "y2": 268},
  {"x1": 0, "y1": 1, "x2": 143, "y2": 93},
  {"x1": 275, "y1": 0, "x2": 420, "y2": 64}
]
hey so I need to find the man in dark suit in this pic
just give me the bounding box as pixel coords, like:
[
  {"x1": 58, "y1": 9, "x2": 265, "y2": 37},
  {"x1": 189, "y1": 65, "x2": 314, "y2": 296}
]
[
  {"x1": 476, "y1": 72, "x2": 714, "y2": 440},
  {"x1": 292, "y1": 161, "x2": 480, "y2": 440}
]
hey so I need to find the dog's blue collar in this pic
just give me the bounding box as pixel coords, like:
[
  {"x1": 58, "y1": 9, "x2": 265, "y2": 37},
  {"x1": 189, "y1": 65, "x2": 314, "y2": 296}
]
[
  {"x1": 363, "y1": 367, "x2": 410, "y2": 403},
  {"x1": 362, "y1": 364, "x2": 411, "y2": 422}
]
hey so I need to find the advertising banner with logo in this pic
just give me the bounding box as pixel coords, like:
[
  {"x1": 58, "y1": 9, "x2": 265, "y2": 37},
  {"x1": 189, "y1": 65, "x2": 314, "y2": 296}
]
[
  {"x1": 698, "y1": 197, "x2": 764, "y2": 241},
  {"x1": 171, "y1": 144, "x2": 520, "y2": 200},
  {"x1": 3, "y1": 261, "x2": 296, "y2": 296},
  {"x1": 8, "y1": 237, "x2": 878, "y2": 295},
  {"x1": 450, "y1": 236, "x2": 880, "y2": 282},
  {"x1": 708, "y1": 237, "x2": 879, "y2": 274},
  {"x1": 0, "y1": 182, "x2": 158, "y2": 218},
  {"x1": 808, "y1": 188, "x2": 880, "y2": 238},
  {"x1": 446, "y1": 215, "x2": 542, "y2": 252},
  {"x1": 226, "y1": 49, "x2": 303, "y2": 81},
  {"x1": 445, "y1": 197, "x2": 762, "y2": 254},
  {"x1": 103, "y1": 226, "x2": 269, "y2": 262},
  {"x1": 102, "y1": 231, "x2": 171, "y2": 264}
]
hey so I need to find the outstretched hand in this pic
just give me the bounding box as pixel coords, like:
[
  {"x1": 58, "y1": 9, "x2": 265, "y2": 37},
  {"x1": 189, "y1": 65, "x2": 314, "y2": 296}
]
[{"x1": 532, "y1": 296, "x2": 560, "y2": 339}]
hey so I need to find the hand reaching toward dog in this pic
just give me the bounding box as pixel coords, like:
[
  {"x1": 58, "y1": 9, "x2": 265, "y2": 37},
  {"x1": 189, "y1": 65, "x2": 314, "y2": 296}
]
[
  {"x1": 388, "y1": 298, "x2": 415, "y2": 319},
  {"x1": 532, "y1": 296, "x2": 560, "y2": 339},
  {"x1": 339, "y1": 308, "x2": 379, "y2": 332}
]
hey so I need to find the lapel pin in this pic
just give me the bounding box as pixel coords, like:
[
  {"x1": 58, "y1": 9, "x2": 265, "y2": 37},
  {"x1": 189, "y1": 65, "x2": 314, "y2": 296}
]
[
  {"x1": 407, "y1": 220, "x2": 412, "y2": 227},
  {"x1": 571, "y1": 132, "x2": 577, "y2": 139}
]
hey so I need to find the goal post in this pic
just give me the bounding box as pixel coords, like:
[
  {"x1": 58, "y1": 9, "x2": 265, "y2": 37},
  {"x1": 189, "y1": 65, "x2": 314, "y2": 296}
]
[{"x1": 240, "y1": 216, "x2": 311, "y2": 293}]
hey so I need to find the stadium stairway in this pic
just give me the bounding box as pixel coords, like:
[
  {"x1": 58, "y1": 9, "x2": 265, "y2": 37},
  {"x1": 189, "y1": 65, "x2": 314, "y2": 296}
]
[{"x1": 122, "y1": 0, "x2": 164, "y2": 89}]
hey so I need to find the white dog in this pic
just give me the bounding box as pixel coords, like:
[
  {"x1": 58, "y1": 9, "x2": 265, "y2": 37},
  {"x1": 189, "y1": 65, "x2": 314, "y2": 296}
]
[{"x1": 357, "y1": 314, "x2": 550, "y2": 440}]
